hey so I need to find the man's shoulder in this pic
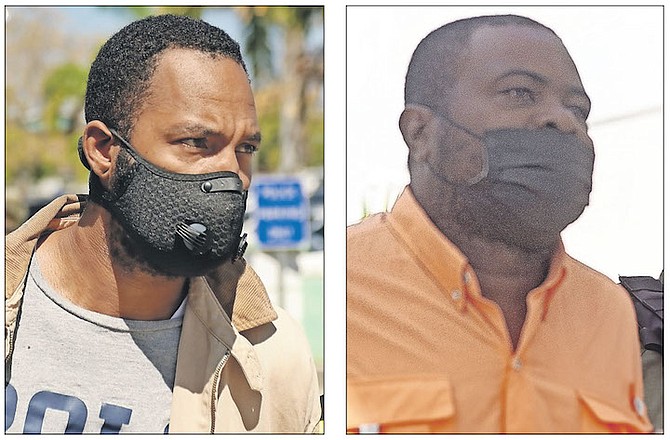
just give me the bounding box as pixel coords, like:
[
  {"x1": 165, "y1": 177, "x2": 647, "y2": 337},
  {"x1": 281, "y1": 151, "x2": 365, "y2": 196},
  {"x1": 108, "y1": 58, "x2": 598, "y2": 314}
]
[
  {"x1": 565, "y1": 255, "x2": 623, "y2": 291},
  {"x1": 347, "y1": 212, "x2": 403, "y2": 276},
  {"x1": 242, "y1": 305, "x2": 313, "y2": 360},
  {"x1": 562, "y1": 254, "x2": 634, "y2": 314},
  {"x1": 269, "y1": 306, "x2": 311, "y2": 343},
  {"x1": 347, "y1": 212, "x2": 395, "y2": 256},
  {"x1": 241, "y1": 305, "x2": 318, "y2": 389},
  {"x1": 347, "y1": 212, "x2": 388, "y2": 239}
]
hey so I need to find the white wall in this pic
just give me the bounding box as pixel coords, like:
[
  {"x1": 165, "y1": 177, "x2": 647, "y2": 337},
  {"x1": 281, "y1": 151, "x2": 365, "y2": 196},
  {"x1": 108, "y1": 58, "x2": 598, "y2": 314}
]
[{"x1": 346, "y1": 6, "x2": 663, "y2": 281}]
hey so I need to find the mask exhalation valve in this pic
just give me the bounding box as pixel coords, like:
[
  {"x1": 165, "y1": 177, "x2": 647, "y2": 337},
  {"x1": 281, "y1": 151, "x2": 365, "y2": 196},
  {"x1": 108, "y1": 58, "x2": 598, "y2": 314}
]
[{"x1": 176, "y1": 222, "x2": 210, "y2": 255}]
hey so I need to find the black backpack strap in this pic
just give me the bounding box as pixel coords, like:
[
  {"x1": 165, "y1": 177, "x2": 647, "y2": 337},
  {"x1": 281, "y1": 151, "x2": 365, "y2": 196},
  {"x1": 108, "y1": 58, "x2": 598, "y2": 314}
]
[{"x1": 619, "y1": 275, "x2": 663, "y2": 355}]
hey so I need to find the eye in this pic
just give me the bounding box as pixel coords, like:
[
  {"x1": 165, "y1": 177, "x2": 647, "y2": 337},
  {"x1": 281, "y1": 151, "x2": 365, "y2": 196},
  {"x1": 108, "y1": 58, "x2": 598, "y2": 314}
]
[
  {"x1": 502, "y1": 87, "x2": 536, "y2": 103},
  {"x1": 180, "y1": 138, "x2": 208, "y2": 149},
  {"x1": 235, "y1": 143, "x2": 258, "y2": 155}
]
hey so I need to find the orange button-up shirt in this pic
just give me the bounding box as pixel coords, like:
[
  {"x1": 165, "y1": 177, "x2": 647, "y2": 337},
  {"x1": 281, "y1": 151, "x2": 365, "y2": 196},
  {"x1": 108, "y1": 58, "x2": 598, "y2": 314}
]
[{"x1": 347, "y1": 187, "x2": 652, "y2": 433}]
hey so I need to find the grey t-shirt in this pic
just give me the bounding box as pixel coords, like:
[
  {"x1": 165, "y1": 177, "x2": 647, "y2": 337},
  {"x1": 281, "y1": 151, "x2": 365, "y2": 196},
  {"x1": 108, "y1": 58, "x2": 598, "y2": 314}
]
[{"x1": 6, "y1": 259, "x2": 183, "y2": 434}]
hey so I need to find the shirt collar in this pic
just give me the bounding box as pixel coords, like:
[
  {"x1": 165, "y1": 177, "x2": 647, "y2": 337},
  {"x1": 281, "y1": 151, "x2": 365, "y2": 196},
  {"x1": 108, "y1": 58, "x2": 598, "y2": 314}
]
[
  {"x1": 386, "y1": 187, "x2": 472, "y2": 310},
  {"x1": 11, "y1": 194, "x2": 276, "y2": 331},
  {"x1": 533, "y1": 242, "x2": 568, "y2": 320}
]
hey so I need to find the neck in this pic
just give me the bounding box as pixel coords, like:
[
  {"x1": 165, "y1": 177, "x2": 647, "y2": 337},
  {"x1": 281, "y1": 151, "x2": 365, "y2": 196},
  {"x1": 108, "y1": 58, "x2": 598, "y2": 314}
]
[
  {"x1": 451, "y1": 229, "x2": 553, "y2": 300},
  {"x1": 35, "y1": 203, "x2": 187, "y2": 320},
  {"x1": 410, "y1": 180, "x2": 555, "y2": 289},
  {"x1": 411, "y1": 180, "x2": 557, "y2": 348}
]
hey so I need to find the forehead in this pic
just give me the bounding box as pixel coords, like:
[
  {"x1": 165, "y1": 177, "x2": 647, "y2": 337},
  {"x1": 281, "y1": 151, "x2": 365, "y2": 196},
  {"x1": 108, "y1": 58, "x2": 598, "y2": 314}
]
[
  {"x1": 128, "y1": 47, "x2": 258, "y2": 141},
  {"x1": 455, "y1": 24, "x2": 584, "y2": 91},
  {"x1": 154, "y1": 47, "x2": 251, "y2": 95},
  {"x1": 140, "y1": 47, "x2": 255, "y2": 115}
]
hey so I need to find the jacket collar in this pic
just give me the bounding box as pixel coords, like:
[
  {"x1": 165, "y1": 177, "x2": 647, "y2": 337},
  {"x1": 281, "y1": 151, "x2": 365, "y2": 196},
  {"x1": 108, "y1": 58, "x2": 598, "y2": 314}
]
[
  {"x1": 185, "y1": 276, "x2": 265, "y2": 391},
  {"x1": 5, "y1": 194, "x2": 277, "y2": 331}
]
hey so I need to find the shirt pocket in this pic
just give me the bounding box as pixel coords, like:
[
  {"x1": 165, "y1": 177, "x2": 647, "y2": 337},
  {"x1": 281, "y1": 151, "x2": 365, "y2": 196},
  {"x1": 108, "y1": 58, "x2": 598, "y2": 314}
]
[
  {"x1": 347, "y1": 375, "x2": 455, "y2": 433},
  {"x1": 577, "y1": 389, "x2": 652, "y2": 433}
]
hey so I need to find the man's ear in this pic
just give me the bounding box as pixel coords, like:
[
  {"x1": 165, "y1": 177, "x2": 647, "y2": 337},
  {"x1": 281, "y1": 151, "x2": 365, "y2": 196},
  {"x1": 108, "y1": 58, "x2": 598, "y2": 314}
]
[
  {"x1": 399, "y1": 104, "x2": 437, "y2": 163},
  {"x1": 81, "y1": 121, "x2": 116, "y2": 189}
]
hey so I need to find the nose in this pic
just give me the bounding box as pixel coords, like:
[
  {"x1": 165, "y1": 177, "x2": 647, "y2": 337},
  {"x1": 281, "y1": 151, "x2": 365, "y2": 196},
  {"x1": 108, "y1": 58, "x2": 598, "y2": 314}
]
[
  {"x1": 197, "y1": 145, "x2": 241, "y2": 175},
  {"x1": 535, "y1": 105, "x2": 578, "y2": 133},
  {"x1": 213, "y1": 145, "x2": 252, "y2": 190},
  {"x1": 193, "y1": 146, "x2": 251, "y2": 190},
  {"x1": 533, "y1": 102, "x2": 593, "y2": 148}
]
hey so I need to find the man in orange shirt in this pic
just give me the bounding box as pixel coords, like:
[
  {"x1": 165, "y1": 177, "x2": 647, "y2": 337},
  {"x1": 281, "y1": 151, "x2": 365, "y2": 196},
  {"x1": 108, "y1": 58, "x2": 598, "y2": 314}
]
[{"x1": 347, "y1": 14, "x2": 652, "y2": 433}]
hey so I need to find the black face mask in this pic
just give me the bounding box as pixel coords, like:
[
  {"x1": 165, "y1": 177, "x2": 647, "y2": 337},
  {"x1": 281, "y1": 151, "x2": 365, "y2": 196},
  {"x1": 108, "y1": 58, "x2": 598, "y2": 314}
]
[
  {"x1": 79, "y1": 130, "x2": 248, "y2": 277},
  {"x1": 431, "y1": 116, "x2": 595, "y2": 251}
]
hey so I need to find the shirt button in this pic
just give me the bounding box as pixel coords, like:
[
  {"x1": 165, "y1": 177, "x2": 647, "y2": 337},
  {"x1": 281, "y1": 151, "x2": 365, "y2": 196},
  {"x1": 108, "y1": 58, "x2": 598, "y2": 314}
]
[
  {"x1": 451, "y1": 290, "x2": 462, "y2": 301},
  {"x1": 464, "y1": 272, "x2": 472, "y2": 284},
  {"x1": 512, "y1": 357, "x2": 522, "y2": 371},
  {"x1": 633, "y1": 396, "x2": 646, "y2": 416}
]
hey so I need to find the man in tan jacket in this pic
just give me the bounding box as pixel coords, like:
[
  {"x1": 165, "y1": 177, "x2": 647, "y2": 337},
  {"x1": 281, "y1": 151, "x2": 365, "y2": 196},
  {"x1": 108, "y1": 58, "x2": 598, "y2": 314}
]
[{"x1": 5, "y1": 14, "x2": 320, "y2": 433}]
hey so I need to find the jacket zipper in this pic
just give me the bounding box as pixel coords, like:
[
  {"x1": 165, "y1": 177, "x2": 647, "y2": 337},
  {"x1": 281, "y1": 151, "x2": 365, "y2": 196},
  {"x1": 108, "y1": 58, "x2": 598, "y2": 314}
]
[
  {"x1": 210, "y1": 349, "x2": 231, "y2": 433},
  {"x1": 5, "y1": 327, "x2": 15, "y2": 364}
]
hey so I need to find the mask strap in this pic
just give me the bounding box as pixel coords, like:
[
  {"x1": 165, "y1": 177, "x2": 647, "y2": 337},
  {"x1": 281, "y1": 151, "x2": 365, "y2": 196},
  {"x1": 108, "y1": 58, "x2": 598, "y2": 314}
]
[
  {"x1": 77, "y1": 129, "x2": 138, "y2": 170},
  {"x1": 77, "y1": 137, "x2": 91, "y2": 170},
  {"x1": 109, "y1": 128, "x2": 149, "y2": 165},
  {"x1": 433, "y1": 112, "x2": 489, "y2": 185}
]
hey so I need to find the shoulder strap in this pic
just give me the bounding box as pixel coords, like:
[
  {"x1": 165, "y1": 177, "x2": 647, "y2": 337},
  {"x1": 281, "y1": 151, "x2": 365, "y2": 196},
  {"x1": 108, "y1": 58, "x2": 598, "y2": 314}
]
[{"x1": 619, "y1": 275, "x2": 663, "y2": 355}]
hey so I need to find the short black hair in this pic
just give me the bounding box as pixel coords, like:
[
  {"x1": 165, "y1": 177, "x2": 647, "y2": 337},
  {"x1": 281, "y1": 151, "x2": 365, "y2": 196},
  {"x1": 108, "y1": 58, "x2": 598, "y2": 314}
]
[
  {"x1": 404, "y1": 15, "x2": 558, "y2": 112},
  {"x1": 85, "y1": 14, "x2": 248, "y2": 138}
]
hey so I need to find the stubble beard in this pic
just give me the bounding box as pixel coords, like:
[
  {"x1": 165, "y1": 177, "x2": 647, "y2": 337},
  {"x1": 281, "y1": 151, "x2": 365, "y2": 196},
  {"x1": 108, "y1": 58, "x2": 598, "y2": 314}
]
[
  {"x1": 102, "y1": 148, "x2": 243, "y2": 279},
  {"x1": 426, "y1": 122, "x2": 559, "y2": 254},
  {"x1": 106, "y1": 214, "x2": 177, "y2": 278},
  {"x1": 101, "y1": 149, "x2": 168, "y2": 277},
  {"x1": 449, "y1": 181, "x2": 558, "y2": 254}
]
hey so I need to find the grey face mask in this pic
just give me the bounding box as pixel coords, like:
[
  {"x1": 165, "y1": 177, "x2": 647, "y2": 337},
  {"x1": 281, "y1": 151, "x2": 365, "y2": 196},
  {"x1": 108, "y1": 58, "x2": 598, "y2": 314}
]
[
  {"x1": 433, "y1": 117, "x2": 595, "y2": 249},
  {"x1": 476, "y1": 127, "x2": 594, "y2": 233},
  {"x1": 79, "y1": 130, "x2": 249, "y2": 277}
]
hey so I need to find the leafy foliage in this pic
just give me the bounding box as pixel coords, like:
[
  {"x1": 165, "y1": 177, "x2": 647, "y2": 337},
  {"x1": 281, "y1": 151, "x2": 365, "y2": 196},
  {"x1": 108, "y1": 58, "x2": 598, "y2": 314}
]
[
  {"x1": 5, "y1": 6, "x2": 323, "y2": 188},
  {"x1": 43, "y1": 63, "x2": 89, "y2": 133}
]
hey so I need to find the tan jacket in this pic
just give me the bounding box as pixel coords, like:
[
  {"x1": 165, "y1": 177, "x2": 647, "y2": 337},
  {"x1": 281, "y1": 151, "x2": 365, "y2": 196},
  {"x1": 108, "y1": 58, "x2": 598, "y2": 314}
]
[{"x1": 5, "y1": 194, "x2": 321, "y2": 433}]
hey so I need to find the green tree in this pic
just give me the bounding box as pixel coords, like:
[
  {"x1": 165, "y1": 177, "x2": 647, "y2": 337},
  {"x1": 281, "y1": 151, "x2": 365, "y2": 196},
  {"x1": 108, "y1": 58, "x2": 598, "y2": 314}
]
[
  {"x1": 235, "y1": 7, "x2": 324, "y2": 172},
  {"x1": 43, "y1": 63, "x2": 89, "y2": 134},
  {"x1": 5, "y1": 8, "x2": 95, "y2": 187}
]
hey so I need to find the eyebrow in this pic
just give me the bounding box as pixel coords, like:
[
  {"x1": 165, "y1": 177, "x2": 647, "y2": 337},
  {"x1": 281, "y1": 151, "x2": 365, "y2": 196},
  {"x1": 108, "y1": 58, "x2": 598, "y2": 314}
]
[
  {"x1": 246, "y1": 132, "x2": 262, "y2": 143},
  {"x1": 168, "y1": 123, "x2": 218, "y2": 137},
  {"x1": 168, "y1": 123, "x2": 262, "y2": 143},
  {"x1": 496, "y1": 69, "x2": 591, "y2": 105},
  {"x1": 495, "y1": 69, "x2": 548, "y2": 85}
]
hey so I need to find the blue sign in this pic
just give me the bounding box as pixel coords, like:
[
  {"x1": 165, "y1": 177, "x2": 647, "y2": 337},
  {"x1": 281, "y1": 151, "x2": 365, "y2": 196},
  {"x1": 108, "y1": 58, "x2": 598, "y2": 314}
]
[{"x1": 254, "y1": 177, "x2": 310, "y2": 250}]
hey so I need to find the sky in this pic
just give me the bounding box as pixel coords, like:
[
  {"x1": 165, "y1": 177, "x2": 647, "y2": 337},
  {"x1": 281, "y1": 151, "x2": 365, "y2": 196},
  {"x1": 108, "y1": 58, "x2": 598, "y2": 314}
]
[
  {"x1": 5, "y1": 6, "x2": 278, "y2": 83},
  {"x1": 346, "y1": 6, "x2": 663, "y2": 282},
  {"x1": 57, "y1": 7, "x2": 242, "y2": 39}
]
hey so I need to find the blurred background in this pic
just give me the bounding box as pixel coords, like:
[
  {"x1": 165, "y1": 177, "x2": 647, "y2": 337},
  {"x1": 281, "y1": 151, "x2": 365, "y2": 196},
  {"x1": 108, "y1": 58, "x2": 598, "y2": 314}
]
[
  {"x1": 347, "y1": 6, "x2": 663, "y2": 283},
  {"x1": 5, "y1": 6, "x2": 323, "y2": 391}
]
